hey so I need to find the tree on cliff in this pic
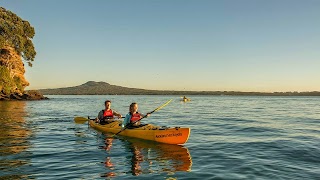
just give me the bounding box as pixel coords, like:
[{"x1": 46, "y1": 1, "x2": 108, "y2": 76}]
[
  {"x1": 0, "y1": 7, "x2": 36, "y2": 97},
  {"x1": 0, "y1": 7, "x2": 36, "y2": 66}
]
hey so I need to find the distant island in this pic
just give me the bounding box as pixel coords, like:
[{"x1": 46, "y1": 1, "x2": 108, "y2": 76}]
[{"x1": 37, "y1": 81, "x2": 320, "y2": 96}]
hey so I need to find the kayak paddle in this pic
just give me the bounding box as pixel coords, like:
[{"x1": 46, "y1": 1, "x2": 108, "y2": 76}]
[
  {"x1": 74, "y1": 116, "x2": 90, "y2": 124},
  {"x1": 112, "y1": 99, "x2": 173, "y2": 137},
  {"x1": 74, "y1": 116, "x2": 124, "y2": 124}
]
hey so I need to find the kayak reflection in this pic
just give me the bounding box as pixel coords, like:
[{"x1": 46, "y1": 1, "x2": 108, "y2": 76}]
[
  {"x1": 122, "y1": 137, "x2": 192, "y2": 176},
  {"x1": 100, "y1": 137, "x2": 116, "y2": 178},
  {"x1": 99, "y1": 135, "x2": 192, "y2": 177}
]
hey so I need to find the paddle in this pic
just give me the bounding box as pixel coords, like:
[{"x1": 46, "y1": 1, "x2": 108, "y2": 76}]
[
  {"x1": 74, "y1": 116, "x2": 91, "y2": 124},
  {"x1": 74, "y1": 116, "x2": 124, "y2": 124},
  {"x1": 112, "y1": 99, "x2": 173, "y2": 137}
]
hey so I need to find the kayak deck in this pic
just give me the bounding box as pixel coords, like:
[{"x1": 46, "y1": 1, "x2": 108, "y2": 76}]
[{"x1": 89, "y1": 120, "x2": 190, "y2": 145}]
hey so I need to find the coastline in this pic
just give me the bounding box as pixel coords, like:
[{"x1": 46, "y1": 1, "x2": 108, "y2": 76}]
[
  {"x1": 39, "y1": 92, "x2": 320, "y2": 96},
  {"x1": 37, "y1": 81, "x2": 320, "y2": 96},
  {"x1": 0, "y1": 90, "x2": 48, "y2": 101}
]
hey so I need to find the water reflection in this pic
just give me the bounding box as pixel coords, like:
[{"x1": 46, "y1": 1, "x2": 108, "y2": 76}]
[
  {"x1": 100, "y1": 137, "x2": 116, "y2": 178},
  {"x1": 0, "y1": 101, "x2": 31, "y2": 178},
  {"x1": 129, "y1": 142, "x2": 144, "y2": 176},
  {"x1": 99, "y1": 136, "x2": 192, "y2": 177},
  {"x1": 124, "y1": 138, "x2": 192, "y2": 176}
]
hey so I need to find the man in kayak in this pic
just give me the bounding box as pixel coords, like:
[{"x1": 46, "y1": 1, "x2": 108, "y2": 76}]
[
  {"x1": 123, "y1": 102, "x2": 150, "y2": 128},
  {"x1": 95, "y1": 100, "x2": 122, "y2": 124},
  {"x1": 182, "y1": 96, "x2": 190, "y2": 102}
]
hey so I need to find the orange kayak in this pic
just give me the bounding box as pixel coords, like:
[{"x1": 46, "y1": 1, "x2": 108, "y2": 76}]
[{"x1": 89, "y1": 120, "x2": 190, "y2": 145}]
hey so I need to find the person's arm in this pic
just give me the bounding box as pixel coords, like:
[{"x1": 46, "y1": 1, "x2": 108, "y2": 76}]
[
  {"x1": 140, "y1": 112, "x2": 150, "y2": 118},
  {"x1": 112, "y1": 110, "x2": 122, "y2": 118},
  {"x1": 96, "y1": 110, "x2": 103, "y2": 122},
  {"x1": 122, "y1": 114, "x2": 131, "y2": 128}
]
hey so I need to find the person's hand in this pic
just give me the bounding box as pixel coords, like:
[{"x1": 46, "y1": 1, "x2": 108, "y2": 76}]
[
  {"x1": 117, "y1": 115, "x2": 122, "y2": 119},
  {"x1": 146, "y1": 113, "x2": 151, "y2": 117}
]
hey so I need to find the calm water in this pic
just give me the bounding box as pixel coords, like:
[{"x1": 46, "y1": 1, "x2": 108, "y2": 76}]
[{"x1": 0, "y1": 95, "x2": 319, "y2": 179}]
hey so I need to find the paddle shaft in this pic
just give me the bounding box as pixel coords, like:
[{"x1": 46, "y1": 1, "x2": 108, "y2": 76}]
[
  {"x1": 74, "y1": 115, "x2": 126, "y2": 125},
  {"x1": 114, "y1": 113, "x2": 149, "y2": 136}
]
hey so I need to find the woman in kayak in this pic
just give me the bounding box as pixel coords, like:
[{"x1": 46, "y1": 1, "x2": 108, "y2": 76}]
[
  {"x1": 123, "y1": 102, "x2": 150, "y2": 128},
  {"x1": 95, "y1": 100, "x2": 122, "y2": 124}
]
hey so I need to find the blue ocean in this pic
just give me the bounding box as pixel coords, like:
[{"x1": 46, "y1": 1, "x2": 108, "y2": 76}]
[{"x1": 0, "y1": 95, "x2": 319, "y2": 179}]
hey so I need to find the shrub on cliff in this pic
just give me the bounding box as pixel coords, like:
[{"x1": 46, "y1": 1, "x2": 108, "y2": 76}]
[{"x1": 0, "y1": 65, "x2": 14, "y2": 94}]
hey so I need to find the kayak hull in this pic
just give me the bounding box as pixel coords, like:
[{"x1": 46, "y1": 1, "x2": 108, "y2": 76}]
[{"x1": 89, "y1": 120, "x2": 190, "y2": 145}]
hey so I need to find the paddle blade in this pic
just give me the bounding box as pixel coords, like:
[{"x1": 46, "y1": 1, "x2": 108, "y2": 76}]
[{"x1": 74, "y1": 116, "x2": 89, "y2": 124}]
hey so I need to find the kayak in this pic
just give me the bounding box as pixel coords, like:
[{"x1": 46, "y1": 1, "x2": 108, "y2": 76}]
[
  {"x1": 89, "y1": 120, "x2": 190, "y2": 145},
  {"x1": 182, "y1": 98, "x2": 191, "y2": 102},
  {"x1": 181, "y1": 97, "x2": 191, "y2": 102}
]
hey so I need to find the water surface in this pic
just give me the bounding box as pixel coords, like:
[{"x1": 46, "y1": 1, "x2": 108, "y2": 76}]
[{"x1": 0, "y1": 95, "x2": 319, "y2": 179}]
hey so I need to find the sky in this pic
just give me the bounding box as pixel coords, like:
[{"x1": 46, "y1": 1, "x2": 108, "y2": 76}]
[{"x1": 1, "y1": 0, "x2": 319, "y2": 92}]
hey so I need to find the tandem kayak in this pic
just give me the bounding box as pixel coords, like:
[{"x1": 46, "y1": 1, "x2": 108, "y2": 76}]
[{"x1": 89, "y1": 120, "x2": 190, "y2": 145}]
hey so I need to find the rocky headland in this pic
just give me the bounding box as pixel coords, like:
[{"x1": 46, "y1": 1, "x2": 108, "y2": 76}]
[
  {"x1": 0, "y1": 7, "x2": 47, "y2": 100},
  {"x1": 0, "y1": 46, "x2": 47, "y2": 100}
]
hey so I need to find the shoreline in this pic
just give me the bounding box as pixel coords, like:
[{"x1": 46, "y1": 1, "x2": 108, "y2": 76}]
[
  {"x1": 0, "y1": 90, "x2": 49, "y2": 101},
  {"x1": 35, "y1": 81, "x2": 320, "y2": 97},
  {"x1": 40, "y1": 93, "x2": 320, "y2": 96}
]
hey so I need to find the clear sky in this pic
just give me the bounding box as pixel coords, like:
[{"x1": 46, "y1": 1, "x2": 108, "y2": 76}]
[{"x1": 1, "y1": 0, "x2": 319, "y2": 92}]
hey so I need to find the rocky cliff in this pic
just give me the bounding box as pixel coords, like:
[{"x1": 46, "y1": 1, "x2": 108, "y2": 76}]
[
  {"x1": 0, "y1": 7, "x2": 47, "y2": 100},
  {"x1": 0, "y1": 46, "x2": 29, "y2": 93},
  {"x1": 0, "y1": 46, "x2": 47, "y2": 100}
]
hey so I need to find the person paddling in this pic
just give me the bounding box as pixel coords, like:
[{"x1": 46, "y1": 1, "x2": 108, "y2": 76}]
[
  {"x1": 123, "y1": 102, "x2": 150, "y2": 128},
  {"x1": 95, "y1": 100, "x2": 122, "y2": 125}
]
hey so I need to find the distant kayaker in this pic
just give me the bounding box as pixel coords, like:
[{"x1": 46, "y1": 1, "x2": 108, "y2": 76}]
[
  {"x1": 123, "y1": 102, "x2": 150, "y2": 128},
  {"x1": 95, "y1": 100, "x2": 122, "y2": 124},
  {"x1": 182, "y1": 96, "x2": 190, "y2": 102}
]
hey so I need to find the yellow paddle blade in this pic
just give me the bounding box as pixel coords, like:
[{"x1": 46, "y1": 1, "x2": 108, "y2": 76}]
[{"x1": 74, "y1": 116, "x2": 89, "y2": 124}]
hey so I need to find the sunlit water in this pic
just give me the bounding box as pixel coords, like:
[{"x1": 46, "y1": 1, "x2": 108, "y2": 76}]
[{"x1": 0, "y1": 95, "x2": 319, "y2": 179}]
